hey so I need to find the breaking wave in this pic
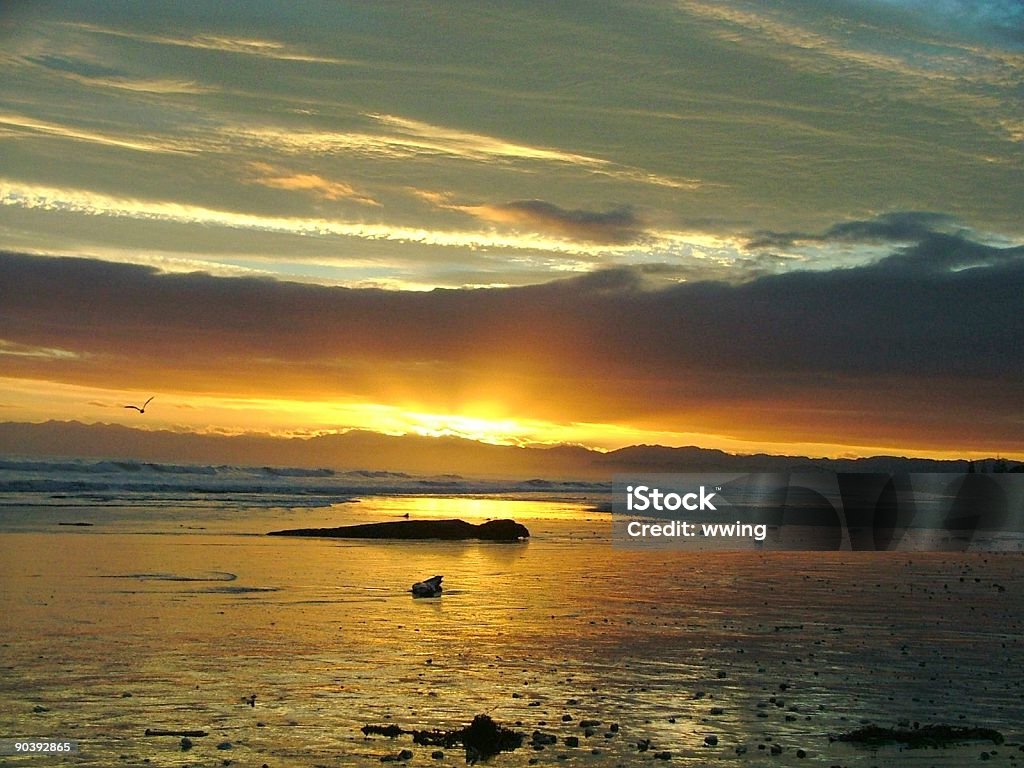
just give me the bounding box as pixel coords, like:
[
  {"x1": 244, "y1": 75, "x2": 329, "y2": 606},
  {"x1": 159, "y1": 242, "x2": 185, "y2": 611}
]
[{"x1": 0, "y1": 456, "x2": 608, "y2": 509}]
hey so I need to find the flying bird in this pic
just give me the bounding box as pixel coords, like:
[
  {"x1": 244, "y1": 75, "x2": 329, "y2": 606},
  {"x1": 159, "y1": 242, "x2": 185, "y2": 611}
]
[{"x1": 124, "y1": 396, "x2": 154, "y2": 413}]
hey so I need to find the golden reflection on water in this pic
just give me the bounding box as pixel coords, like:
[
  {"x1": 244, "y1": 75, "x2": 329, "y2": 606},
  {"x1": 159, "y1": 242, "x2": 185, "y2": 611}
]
[{"x1": 348, "y1": 495, "x2": 598, "y2": 522}]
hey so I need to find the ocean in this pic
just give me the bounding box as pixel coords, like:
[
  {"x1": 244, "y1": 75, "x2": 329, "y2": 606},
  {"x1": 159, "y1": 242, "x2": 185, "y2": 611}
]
[{"x1": 1, "y1": 457, "x2": 1022, "y2": 766}]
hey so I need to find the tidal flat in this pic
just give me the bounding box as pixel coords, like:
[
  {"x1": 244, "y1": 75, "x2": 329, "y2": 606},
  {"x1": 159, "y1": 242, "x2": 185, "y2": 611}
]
[{"x1": 1, "y1": 496, "x2": 1021, "y2": 766}]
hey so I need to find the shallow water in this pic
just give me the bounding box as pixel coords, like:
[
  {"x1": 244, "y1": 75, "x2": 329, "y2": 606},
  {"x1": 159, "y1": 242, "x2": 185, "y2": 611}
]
[{"x1": 1, "y1": 496, "x2": 1022, "y2": 767}]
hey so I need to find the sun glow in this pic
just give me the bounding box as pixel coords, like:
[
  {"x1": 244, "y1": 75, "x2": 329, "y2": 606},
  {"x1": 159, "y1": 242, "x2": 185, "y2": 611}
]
[
  {"x1": 404, "y1": 411, "x2": 543, "y2": 446},
  {"x1": 1, "y1": 378, "x2": 1017, "y2": 463}
]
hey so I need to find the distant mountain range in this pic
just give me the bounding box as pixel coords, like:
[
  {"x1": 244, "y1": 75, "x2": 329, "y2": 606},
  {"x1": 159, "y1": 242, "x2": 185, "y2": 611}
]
[{"x1": 0, "y1": 420, "x2": 1018, "y2": 479}]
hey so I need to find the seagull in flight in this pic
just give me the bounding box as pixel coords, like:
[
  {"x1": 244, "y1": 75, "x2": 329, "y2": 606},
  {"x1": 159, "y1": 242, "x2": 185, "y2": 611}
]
[{"x1": 124, "y1": 396, "x2": 154, "y2": 414}]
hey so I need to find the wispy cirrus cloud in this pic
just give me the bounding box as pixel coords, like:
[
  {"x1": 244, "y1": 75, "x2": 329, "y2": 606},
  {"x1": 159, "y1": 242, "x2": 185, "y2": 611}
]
[
  {"x1": 0, "y1": 178, "x2": 621, "y2": 255},
  {"x1": 245, "y1": 163, "x2": 380, "y2": 206},
  {"x1": 864, "y1": 0, "x2": 1024, "y2": 43},
  {"x1": 0, "y1": 339, "x2": 81, "y2": 361},
  {"x1": 0, "y1": 113, "x2": 195, "y2": 154},
  {"x1": 63, "y1": 75, "x2": 213, "y2": 95},
  {"x1": 428, "y1": 194, "x2": 647, "y2": 244},
  {"x1": 0, "y1": 179, "x2": 762, "y2": 285},
  {"x1": 223, "y1": 113, "x2": 699, "y2": 189},
  {"x1": 678, "y1": 0, "x2": 1011, "y2": 80},
  {"x1": 62, "y1": 22, "x2": 362, "y2": 66},
  {"x1": 675, "y1": 0, "x2": 1024, "y2": 136},
  {"x1": 224, "y1": 115, "x2": 605, "y2": 166},
  {"x1": 18, "y1": 52, "x2": 216, "y2": 94}
]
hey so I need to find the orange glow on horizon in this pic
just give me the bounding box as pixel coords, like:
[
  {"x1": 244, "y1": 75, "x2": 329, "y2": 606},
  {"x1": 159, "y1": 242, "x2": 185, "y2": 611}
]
[{"x1": 1, "y1": 377, "x2": 1021, "y2": 463}]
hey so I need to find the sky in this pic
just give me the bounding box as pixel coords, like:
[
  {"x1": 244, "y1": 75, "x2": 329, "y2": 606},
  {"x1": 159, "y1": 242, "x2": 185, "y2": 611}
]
[{"x1": 1, "y1": 1, "x2": 1022, "y2": 461}]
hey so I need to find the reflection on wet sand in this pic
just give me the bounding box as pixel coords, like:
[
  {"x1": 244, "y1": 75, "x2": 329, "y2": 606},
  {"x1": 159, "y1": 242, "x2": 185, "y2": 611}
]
[{"x1": 0, "y1": 497, "x2": 1021, "y2": 766}]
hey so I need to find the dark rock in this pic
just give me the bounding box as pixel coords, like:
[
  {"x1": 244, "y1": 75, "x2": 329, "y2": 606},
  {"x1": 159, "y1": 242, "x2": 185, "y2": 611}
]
[
  {"x1": 431, "y1": 750, "x2": 444, "y2": 759},
  {"x1": 180, "y1": 738, "x2": 193, "y2": 751},
  {"x1": 268, "y1": 518, "x2": 529, "y2": 541},
  {"x1": 704, "y1": 735, "x2": 718, "y2": 747},
  {"x1": 565, "y1": 736, "x2": 579, "y2": 747},
  {"x1": 654, "y1": 751, "x2": 672, "y2": 760},
  {"x1": 412, "y1": 575, "x2": 443, "y2": 597},
  {"x1": 460, "y1": 715, "x2": 522, "y2": 761}
]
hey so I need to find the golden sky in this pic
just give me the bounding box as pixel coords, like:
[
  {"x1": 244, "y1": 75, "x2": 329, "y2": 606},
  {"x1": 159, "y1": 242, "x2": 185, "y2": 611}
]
[{"x1": 1, "y1": 2, "x2": 1022, "y2": 462}]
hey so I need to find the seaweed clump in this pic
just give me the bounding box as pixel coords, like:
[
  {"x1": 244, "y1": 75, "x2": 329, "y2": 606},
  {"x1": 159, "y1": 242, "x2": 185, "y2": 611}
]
[
  {"x1": 833, "y1": 724, "x2": 1004, "y2": 749},
  {"x1": 363, "y1": 714, "x2": 523, "y2": 762}
]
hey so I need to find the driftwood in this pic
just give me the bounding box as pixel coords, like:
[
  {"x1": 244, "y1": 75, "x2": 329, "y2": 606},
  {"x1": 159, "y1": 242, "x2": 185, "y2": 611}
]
[
  {"x1": 268, "y1": 518, "x2": 529, "y2": 541},
  {"x1": 144, "y1": 728, "x2": 208, "y2": 737}
]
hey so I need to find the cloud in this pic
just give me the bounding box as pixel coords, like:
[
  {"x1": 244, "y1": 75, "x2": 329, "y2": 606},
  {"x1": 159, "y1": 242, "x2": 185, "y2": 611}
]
[
  {"x1": 875, "y1": 231, "x2": 1024, "y2": 272},
  {"x1": 63, "y1": 22, "x2": 361, "y2": 66},
  {"x1": 21, "y1": 53, "x2": 215, "y2": 94},
  {"x1": 0, "y1": 339, "x2": 81, "y2": 360},
  {"x1": 245, "y1": 163, "x2": 380, "y2": 206},
  {"x1": 1, "y1": 228, "x2": 1021, "y2": 452},
  {"x1": 434, "y1": 197, "x2": 646, "y2": 244},
  {"x1": 0, "y1": 113, "x2": 194, "y2": 154},
  {"x1": 222, "y1": 114, "x2": 604, "y2": 166},
  {"x1": 822, "y1": 212, "x2": 958, "y2": 243},
  {"x1": 220, "y1": 114, "x2": 699, "y2": 190},
  {"x1": 747, "y1": 211, "x2": 969, "y2": 249},
  {"x1": 0, "y1": 178, "x2": 618, "y2": 255},
  {"x1": 0, "y1": 179, "x2": 739, "y2": 273},
  {"x1": 861, "y1": 0, "x2": 1024, "y2": 43}
]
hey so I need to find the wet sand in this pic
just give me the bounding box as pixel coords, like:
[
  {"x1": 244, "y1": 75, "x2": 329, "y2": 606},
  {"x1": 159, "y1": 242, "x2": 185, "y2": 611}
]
[{"x1": 1, "y1": 498, "x2": 1022, "y2": 766}]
